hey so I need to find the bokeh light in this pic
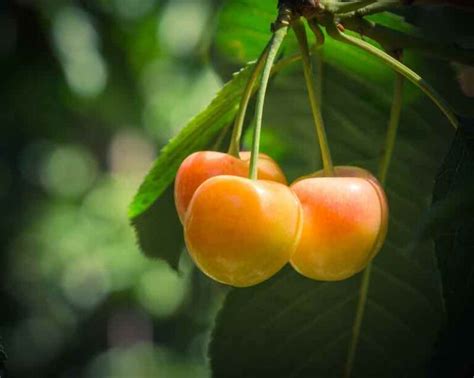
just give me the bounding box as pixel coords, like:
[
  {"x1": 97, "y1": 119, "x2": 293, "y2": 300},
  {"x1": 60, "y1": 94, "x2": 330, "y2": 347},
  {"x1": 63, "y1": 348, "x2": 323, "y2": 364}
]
[
  {"x1": 107, "y1": 128, "x2": 156, "y2": 183},
  {"x1": 61, "y1": 256, "x2": 110, "y2": 310},
  {"x1": 158, "y1": 0, "x2": 210, "y2": 57},
  {"x1": 2, "y1": 0, "x2": 221, "y2": 376},
  {"x1": 52, "y1": 6, "x2": 108, "y2": 97},
  {"x1": 135, "y1": 255, "x2": 192, "y2": 319},
  {"x1": 84, "y1": 343, "x2": 209, "y2": 378},
  {"x1": 39, "y1": 144, "x2": 98, "y2": 199},
  {"x1": 141, "y1": 60, "x2": 221, "y2": 140}
]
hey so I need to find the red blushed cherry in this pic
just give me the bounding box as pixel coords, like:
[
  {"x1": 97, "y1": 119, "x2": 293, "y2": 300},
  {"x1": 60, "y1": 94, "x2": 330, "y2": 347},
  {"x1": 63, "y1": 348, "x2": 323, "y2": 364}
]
[
  {"x1": 290, "y1": 166, "x2": 389, "y2": 281},
  {"x1": 184, "y1": 175, "x2": 302, "y2": 287},
  {"x1": 174, "y1": 151, "x2": 287, "y2": 223}
]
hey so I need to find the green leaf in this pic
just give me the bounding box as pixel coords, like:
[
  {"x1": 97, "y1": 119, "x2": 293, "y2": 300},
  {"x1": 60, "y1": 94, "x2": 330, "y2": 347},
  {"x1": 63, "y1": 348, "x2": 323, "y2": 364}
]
[
  {"x1": 366, "y1": 12, "x2": 420, "y2": 36},
  {"x1": 128, "y1": 63, "x2": 256, "y2": 269},
  {"x1": 417, "y1": 121, "x2": 474, "y2": 241},
  {"x1": 429, "y1": 118, "x2": 474, "y2": 377},
  {"x1": 0, "y1": 340, "x2": 6, "y2": 377},
  {"x1": 214, "y1": 0, "x2": 395, "y2": 87},
  {"x1": 128, "y1": 63, "x2": 254, "y2": 220},
  {"x1": 210, "y1": 64, "x2": 450, "y2": 377},
  {"x1": 214, "y1": 0, "x2": 304, "y2": 70},
  {"x1": 131, "y1": 186, "x2": 184, "y2": 270},
  {"x1": 209, "y1": 1, "x2": 455, "y2": 376}
]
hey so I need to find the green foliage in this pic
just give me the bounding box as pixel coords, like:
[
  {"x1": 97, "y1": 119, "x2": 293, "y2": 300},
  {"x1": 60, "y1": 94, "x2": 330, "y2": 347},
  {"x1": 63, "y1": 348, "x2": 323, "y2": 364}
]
[
  {"x1": 128, "y1": 63, "x2": 262, "y2": 268},
  {"x1": 128, "y1": 63, "x2": 254, "y2": 219},
  {"x1": 207, "y1": 0, "x2": 459, "y2": 376},
  {"x1": 210, "y1": 64, "x2": 451, "y2": 378},
  {"x1": 0, "y1": 341, "x2": 5, "y2": 362},
  {"x1": 215, "y1": 0, "x2": 301, "y2": 64},
  {"x1": 0, "y1": 338, "x2": 6, "y2": 377},
  {"x1": 131, "y1": 186, "x2": 184, "y2": 270},
  {"x1": 366, "y1": 12, "x2": 420, "y2": 36},
  {"x1": 429, "y1": 118, "x2": 474, "y2": 376},
  {"x1": 432, "y1": 118, "x2": 474, "y2": 319},
  {"x1": 418, "y1": 119, "x2": 474, "y2": 243}
]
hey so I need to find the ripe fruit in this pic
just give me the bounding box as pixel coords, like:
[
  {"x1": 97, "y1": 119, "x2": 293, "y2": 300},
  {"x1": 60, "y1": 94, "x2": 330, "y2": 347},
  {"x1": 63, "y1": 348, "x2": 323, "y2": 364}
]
[
  {"x1": 174, "y1": 151, "x2": 287, "y2": 223},
  {"x1": 184, "y1": 175, "x2": 302, "y2": 287},
  {"x1": 290, "y1": 166, "x2": 388, "y2": 281}
]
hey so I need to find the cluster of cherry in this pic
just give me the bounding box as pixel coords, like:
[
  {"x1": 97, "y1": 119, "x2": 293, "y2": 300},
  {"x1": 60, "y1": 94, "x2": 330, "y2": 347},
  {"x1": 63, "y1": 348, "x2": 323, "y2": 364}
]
[{"x1": 174, "y1": 150, "x2": 388, "y2": 288}]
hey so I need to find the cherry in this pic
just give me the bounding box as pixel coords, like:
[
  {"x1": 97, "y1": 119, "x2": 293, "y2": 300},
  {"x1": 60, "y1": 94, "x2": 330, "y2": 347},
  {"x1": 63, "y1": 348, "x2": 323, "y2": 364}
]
[
  {"x1": 184, "y1": 175, "x2": 302, "y2": 287},
  {"x1": 174, "y1": 151, "x2": 287, "y2": 223},
  {"x1": 290, "y1": 166, "x2": 388, "y2": 281}
]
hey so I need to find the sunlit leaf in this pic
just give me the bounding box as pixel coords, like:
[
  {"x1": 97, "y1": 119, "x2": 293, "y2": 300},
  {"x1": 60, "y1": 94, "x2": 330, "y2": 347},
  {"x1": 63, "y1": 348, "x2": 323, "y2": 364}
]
[{"x1": 214, "y1": 0, "x2": 397, "y2": 84}]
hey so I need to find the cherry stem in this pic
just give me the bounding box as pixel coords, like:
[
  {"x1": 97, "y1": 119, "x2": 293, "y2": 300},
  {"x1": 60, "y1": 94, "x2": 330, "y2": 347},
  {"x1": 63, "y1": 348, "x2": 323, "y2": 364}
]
[
  {"x1": 307, "y1": 20, "x2": 325, "y2": 105},
  {"x1": 228, "y1": 51, "x2": 304, "y2": 159},
  {"x1": 228, "y1": 41, "x2": 272, "y2": 158},
  {"x1": 249, "y1": 26, "x2": 288, "y2": 180},
  {"x1": 345, "y1": 263, "x2": 372, "y2": 378},
  {"x1": 379, "y1": 72, "x2": 404, "y2": 185},
  {"x1": 346, "y1": 69, "x2": 404, "y2": 378},
  {"x1": 327, "y1": 23, "x2": 458, "y2": 129},
  {"x1": 293, "y1": 19, "x2": 334, "y2": 176}
]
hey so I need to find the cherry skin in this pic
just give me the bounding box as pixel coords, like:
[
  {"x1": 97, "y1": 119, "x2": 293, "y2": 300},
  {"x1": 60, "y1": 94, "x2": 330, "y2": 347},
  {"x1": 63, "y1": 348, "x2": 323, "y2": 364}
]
[
  {"x1": 184, "y1": 175, "x2": 302, "y2": 287},
  {"x1": 174, "y1": 151, "x2": 287, "y2": 223},
  {"x1": 290, "y1": 166, "x2": 388, "y2": 281}
]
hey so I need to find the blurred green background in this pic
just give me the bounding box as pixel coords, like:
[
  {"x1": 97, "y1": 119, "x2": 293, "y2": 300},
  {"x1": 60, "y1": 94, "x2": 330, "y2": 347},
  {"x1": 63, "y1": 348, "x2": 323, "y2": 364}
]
[{"x1": 0, "y1": 0, "x2": 229, "y2": 376}]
